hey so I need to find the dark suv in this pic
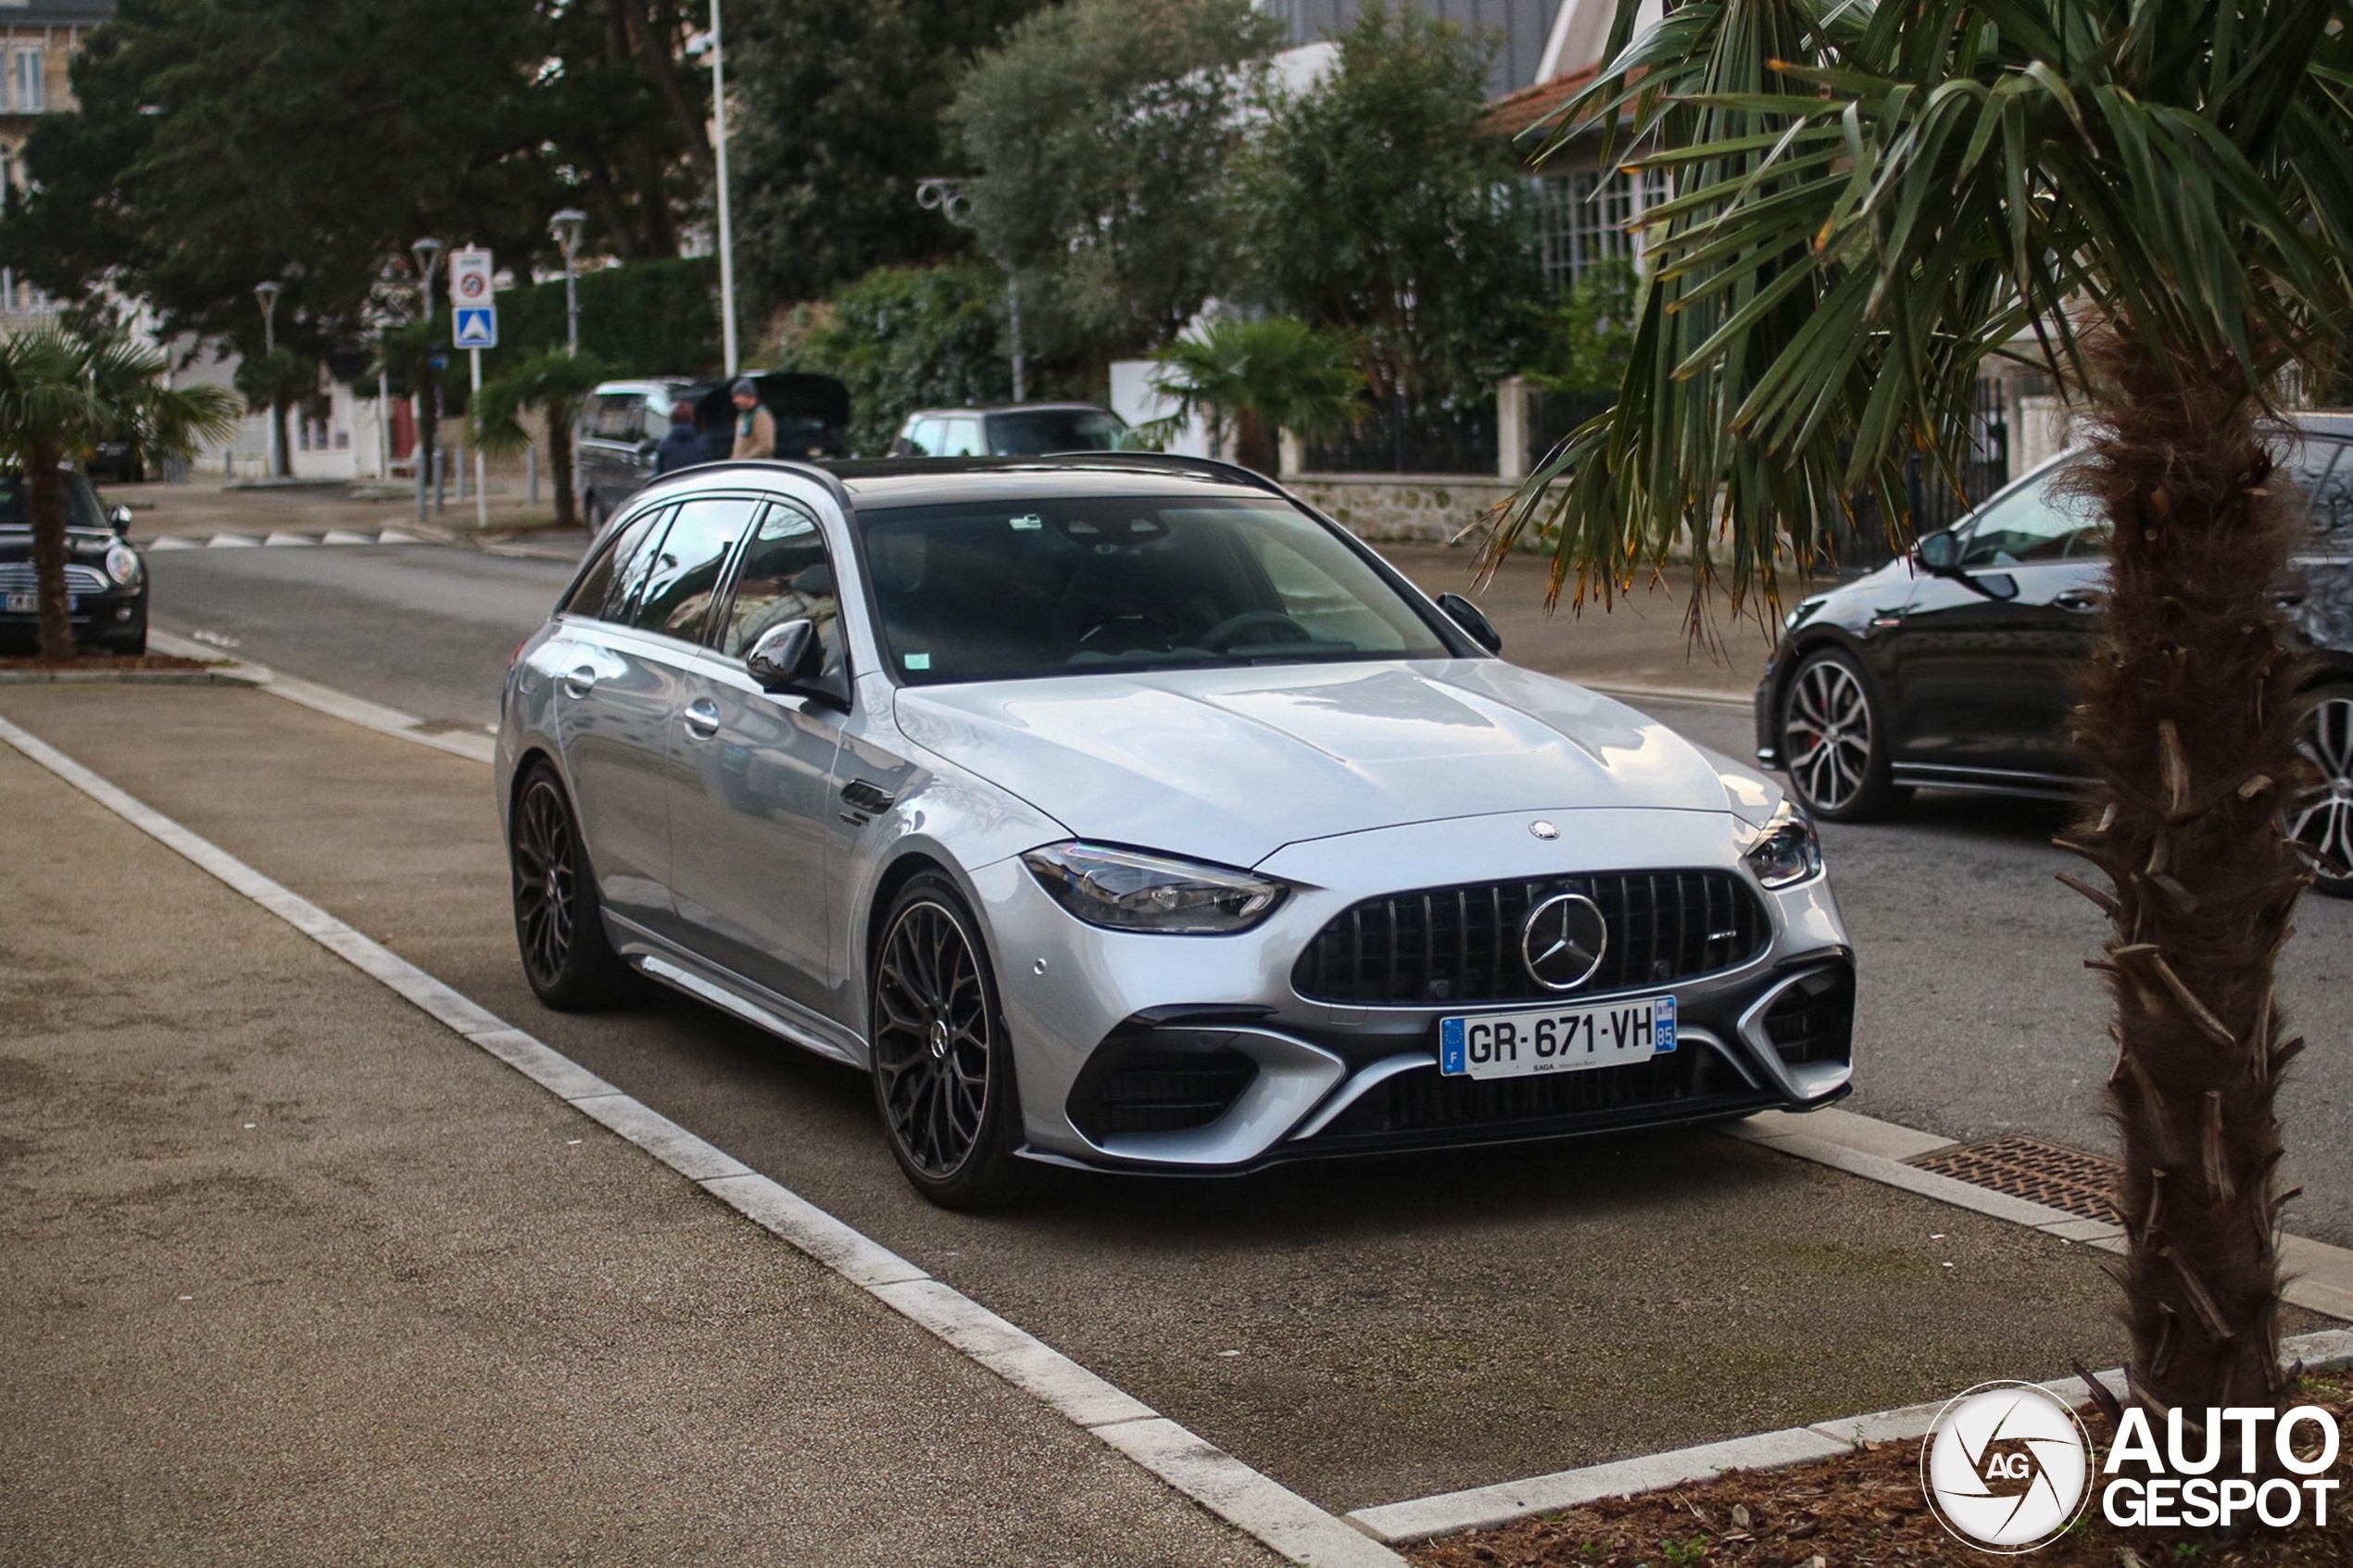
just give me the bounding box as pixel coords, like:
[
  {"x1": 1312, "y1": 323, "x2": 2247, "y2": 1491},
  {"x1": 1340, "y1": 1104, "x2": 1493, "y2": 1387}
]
[
  {"x1": 578, "y1": 373, "x2": 849, "y2": 531},
  {"x1": 1755, "y1": 411, "x2": 2353, "y2": 892}
]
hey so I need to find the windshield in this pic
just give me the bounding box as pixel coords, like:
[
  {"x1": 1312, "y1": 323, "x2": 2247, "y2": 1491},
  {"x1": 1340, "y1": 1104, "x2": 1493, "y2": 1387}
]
[
  {"x1": 986, "y1": 410, "x2": 1127, "y2": 456},
  {"x1": 0, "y1": 473, "x2": 108, "y2": 532},
  {"x1": 858, "y1": 495, "x2": 1454, "y2": 684}
]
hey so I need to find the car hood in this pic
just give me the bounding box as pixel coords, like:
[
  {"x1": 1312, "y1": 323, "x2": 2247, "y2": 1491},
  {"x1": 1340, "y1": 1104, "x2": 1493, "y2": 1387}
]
[
  {"x1": 893, "y1": 660, "x2": 1765, "y2": 869},
  {"x1": 0, "y1": 527, "x2": 122, "y2": 564}
]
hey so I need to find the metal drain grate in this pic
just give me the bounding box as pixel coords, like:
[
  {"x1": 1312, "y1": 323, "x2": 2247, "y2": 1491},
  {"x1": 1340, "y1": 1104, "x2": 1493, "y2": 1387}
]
[{"x1": 1908, "y1": 1135, "x2": 2121, "y2": 1223}]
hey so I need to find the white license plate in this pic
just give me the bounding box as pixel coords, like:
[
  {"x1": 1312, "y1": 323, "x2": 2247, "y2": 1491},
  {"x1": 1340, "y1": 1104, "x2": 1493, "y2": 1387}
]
[
  {"x1": 1440, "y1": 995, "x2": 1677, "y2": 1081},
  {"x1": 4, "y1": 592, "x2": 33, "y2": 613}
]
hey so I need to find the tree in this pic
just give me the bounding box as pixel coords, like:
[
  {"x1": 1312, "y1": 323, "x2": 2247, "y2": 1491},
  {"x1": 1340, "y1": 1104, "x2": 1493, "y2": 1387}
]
[
  {"x1": 1146, "y1": 315, "x2": 1367, "y2": 476},
  {"x1": 375, "y1": 320, "x2": 446, "y2": 511},
  {"x1": 730, "y1": 0, "x2": 1048, "y2": 313},
  {"x1": 1491, "y1": 0, "x2": 2353, "y2": 1418},
  {"x1": 776, "y1": 261, "x2": 1013, "y2": 456},
  {"x1": 0, "y1": 327, "x2": 238, "y2": 659},
  {"x1": 471, "y1": 349, "x2": 610, "y2": 530},
  {"x1": 948, "y1": 0, "x2": 1281, "y2": 361},
  {"x1": 233, "y1": 350, "x2": 315, "y2": 480},
  {"x1": 3, "y1": 1, "x2": 698, "y2": 350},
  {"x1": 1520, "y1": 258, "x2": 1640, "y2": 397},
  {"x1": 1242, "y1": 3, "x2": 1540, "y2": 404}
]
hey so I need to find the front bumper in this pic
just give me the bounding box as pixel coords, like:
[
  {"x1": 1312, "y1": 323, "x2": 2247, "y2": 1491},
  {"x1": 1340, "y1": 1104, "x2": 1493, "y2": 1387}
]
[
  {"x1": 981, "y1": 806, "x2": 1854, "y2": 1173},
  {"x1": 0, "y1": 586, "x2": 147, "y2": 646}
]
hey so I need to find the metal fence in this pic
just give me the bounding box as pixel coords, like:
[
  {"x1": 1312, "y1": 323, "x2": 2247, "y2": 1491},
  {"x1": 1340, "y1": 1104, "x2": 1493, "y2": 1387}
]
[
  {"x1": 1828, "y1": 378, "x2": 2011, "y2": 573},
  {"x1": 1302, "y1": 393, "x2": 1500, "y2": 476}
]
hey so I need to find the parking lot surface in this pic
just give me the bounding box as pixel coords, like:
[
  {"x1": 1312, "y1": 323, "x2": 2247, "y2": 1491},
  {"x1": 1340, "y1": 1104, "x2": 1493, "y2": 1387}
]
[
  {"x1": 0, "y1": 734, "x2": 1277, "y2": 1568},
  {"x1": 0, "y1": 684, "x2": 2187, "y2": 1515}
]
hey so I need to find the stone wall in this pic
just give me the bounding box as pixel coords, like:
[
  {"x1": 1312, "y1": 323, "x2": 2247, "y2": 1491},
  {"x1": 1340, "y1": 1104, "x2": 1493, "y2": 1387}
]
[{"x1": 1282, "y1": 472, "x2": 1522, "y2": 546}]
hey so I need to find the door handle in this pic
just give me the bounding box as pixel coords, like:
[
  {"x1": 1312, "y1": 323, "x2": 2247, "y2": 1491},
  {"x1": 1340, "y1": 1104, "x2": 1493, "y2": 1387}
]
[
  {"x1": 2054, "y1": 590, "x2": 2104, "y2": 613},
  {"x1": 682, "y1": 697, "x2": 721, "y2": 738},
  {"x1": 562, "y1": 664, "x2": 598, "y2": 698}
]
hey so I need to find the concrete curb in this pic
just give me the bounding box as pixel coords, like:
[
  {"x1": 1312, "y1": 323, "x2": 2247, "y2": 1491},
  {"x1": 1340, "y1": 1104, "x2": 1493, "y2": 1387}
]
[
  {"x1": 1347, "y1": 1331, "x2": 2353, "y2": 1545},
  {"x1": 0, "y1": 665, "x2": 259, "y2": 686},
  {"x1": 146, "y1": 629, "x2": 498, "y2": 764},
  {"x1": 0, "y1": 711, "x2": 1403, "y2": 1568}
]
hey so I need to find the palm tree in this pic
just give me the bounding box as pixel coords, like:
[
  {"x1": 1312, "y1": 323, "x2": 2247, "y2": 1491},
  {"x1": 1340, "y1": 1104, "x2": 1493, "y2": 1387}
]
[
  {"x1": 1491, "y1": 0, "x2": 2353, "y2": 1419},
  {"x1": 1148, "y1": 315, "x2": 1366, "y2": 475},
  {"x1": 470, "y1": 349, "x2": 608, "y2": 531},
  {"x1": 0, "y1": 327, "x2": 240, "y2": 660}
]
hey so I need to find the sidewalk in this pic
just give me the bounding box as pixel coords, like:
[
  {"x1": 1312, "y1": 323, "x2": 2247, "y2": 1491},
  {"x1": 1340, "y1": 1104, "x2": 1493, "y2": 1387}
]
[
  {"x1": 0, "y1": 735, "x2": 1275, "y2": 1567},
  {"x1": 107, "y1": 472, "x2": 573, "y2": 545}
]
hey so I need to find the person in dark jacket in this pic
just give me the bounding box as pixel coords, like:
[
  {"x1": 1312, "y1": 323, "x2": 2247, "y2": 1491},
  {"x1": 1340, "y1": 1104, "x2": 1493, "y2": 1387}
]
[{"x1": 653, "y1": 401, "x2": 708, "y2": 475}]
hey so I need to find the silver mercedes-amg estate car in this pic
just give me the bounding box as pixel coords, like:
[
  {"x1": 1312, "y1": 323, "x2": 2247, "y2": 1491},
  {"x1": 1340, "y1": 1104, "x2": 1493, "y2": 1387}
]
[{"x1": 497, "y1": 455, "x2": 1855, "y2": 1207}]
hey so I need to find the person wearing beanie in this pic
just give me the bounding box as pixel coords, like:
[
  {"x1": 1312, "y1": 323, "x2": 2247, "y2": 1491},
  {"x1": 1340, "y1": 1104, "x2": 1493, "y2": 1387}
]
[{"x1": 729, "y1": 377, "x2": 775, "y2": 460}]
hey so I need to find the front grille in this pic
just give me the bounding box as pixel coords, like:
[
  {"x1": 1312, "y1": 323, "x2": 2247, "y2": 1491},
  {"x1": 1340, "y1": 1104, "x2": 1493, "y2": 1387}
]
[
  {"x1": 1760, "y1": 964, "x2": 1855, "y2": 1065},
  {"x1": 1292, "y1": 871, "x2": 1768, "y2": 1006},
  {"x1": 0, "y1": 563, "x2": 108, "y2": 596},
  {"x1": 1315, "y1": 1047, "x2": 1765, "y2": 1139},
  {"x1": 1067, "y1": 1043, "x2": 1258, "y2": 1139}
]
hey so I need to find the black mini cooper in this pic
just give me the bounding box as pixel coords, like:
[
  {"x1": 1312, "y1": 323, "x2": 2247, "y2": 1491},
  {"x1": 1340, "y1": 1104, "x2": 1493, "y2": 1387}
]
[
  {"x1": 0, "y1": 470, "x2": 147, "y2": 655},
  {"x1": 1755, "y1": 412, "x2": 2353, "y2": 895}
]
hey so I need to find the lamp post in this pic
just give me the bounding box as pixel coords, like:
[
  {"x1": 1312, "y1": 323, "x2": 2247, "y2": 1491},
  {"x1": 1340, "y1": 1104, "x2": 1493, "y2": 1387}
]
[
  {"x1": 549, "y1": 208, "x2": 586, "y2": 355},
  {"x1": 916, "y1": 178, "x2": 1023, "y2": 400},
  {"x1": 687, "y1": 5, "x2": 739, "y2": 376},
  {"x1": 253, "y1": 281, "x2": 283, "y2": 479},
  {"x1": 410, "y1": 238, "x2": 443, "y2": 525}
]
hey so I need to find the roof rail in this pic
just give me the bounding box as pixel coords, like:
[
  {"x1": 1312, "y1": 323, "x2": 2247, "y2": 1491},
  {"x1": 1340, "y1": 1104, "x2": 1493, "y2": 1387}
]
[{"x1": 1032, "y1": 449, "x2": 1291, "y2": 496}]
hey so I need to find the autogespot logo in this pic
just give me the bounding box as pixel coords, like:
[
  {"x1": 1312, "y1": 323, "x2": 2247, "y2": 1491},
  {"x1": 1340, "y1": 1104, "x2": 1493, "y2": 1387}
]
[{"x1": 1921, "y1": 1382, "x2": 2094, "y2": 1552}]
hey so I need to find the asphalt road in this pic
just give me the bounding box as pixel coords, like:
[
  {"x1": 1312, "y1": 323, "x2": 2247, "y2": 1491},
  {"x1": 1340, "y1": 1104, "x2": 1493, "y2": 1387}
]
[{"x1": 143, "y1": 534, "x2": 2353, "y2": 1248}]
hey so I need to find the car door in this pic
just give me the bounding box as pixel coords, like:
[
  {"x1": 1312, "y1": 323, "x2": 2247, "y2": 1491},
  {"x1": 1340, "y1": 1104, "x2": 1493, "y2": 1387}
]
[
  {"x1": 1886, "y1": 469, "x2": 2109, "y2": 778},
  {"x1": 2284, "y1": 435, "x2": 2353, "y2": 661},
  {"x1": 577, "y1": 394, "x2": 645, "y2": 516},
  {"x1": 666, "y1": 496, "x2": 854, "y2": 1011},
  {"x1": 547, "y1": 500, "x2": 684, "y2": 935}
]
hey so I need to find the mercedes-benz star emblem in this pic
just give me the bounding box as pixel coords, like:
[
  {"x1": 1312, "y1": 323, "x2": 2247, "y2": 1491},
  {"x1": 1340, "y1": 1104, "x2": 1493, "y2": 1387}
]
[
  {"x1": 1529, "y1": 820, "x2": 1559, "y2": 840},
  {"x1": 1521, "y1": 892, "x2": 1608, "y2": 992}
]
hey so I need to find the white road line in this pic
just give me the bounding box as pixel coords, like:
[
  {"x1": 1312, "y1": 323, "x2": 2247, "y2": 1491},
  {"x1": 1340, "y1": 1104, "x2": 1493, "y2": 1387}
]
[
  {"x1": 320, "y1": 529, "x2": 377, "y2": 545},
  {"x1": 146, "y1": 535, "x2": 199, "y2": 551},
  {"x1": 1349, "y1": 1330, "x2": 2353, "y2": 1544},
  {"x1": 144, "y1": 630, "x2": 498, "y2": 765},
  {"x1": 0, "y1": 711, "x2": 1404, "y2": 1568},
  {"x1": 206, "y1": 533, "x2": 260, "y2": 547},
  {"x1": 261, "y1": 531, "x2": 316, "y2": 546}
]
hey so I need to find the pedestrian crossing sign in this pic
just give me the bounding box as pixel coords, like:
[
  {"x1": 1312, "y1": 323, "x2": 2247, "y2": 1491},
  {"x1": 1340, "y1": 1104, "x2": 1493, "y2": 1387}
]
[{"x1": 454, "y1": 307, "x2": 498, "y2": 349}]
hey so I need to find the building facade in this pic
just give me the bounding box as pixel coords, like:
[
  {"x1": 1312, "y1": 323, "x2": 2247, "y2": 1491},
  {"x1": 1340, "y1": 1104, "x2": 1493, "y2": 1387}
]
[{"x1": 0, "y1": 1, "x2": 112, "y2": 323}]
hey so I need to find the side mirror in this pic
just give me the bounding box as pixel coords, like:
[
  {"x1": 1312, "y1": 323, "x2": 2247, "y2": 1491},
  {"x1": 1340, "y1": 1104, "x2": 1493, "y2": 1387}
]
[
  {"x1": 1436, "y1": 591, "x2": 1503, "y2": 655},
  {"x1": 1915, "y1": 532, "x2": 1957, "y2": 571},
  {"x1": 746, "y1": 619, "x2": 847, "y2": 708},
  {"x1": 1975, "y1": 571, "x2": 2020, "y2": 601},
  {"x1": 107, "y1": 505, "x2": 133, "y2": 534}
]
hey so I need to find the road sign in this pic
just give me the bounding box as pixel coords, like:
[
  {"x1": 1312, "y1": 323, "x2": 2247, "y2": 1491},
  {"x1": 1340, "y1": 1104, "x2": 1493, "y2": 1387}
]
[
  {"x1": 454, "y1": 307, "x2": 497, "y2": 349},
  {"x1": 448, "y1": 247, "x2": 494, "y2": 309}
]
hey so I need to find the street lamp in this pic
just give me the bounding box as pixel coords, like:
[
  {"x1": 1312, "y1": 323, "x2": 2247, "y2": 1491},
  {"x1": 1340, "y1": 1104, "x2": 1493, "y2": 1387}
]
[
  {"x1": 410, "y1": 238, "x2": 443, "y2": 524},
  {"x1": 686, "y1": 4, "x2": 739, "y2": 376},
  {"x1": 253, "y1": 281, "x2": 283, "y2": 478},
  {"x1": 917, "y1": 177, "x2": 1024, "y2": 400},
  {"x1": 549, "y1": 208, "x2": 586, "y2": 355}
]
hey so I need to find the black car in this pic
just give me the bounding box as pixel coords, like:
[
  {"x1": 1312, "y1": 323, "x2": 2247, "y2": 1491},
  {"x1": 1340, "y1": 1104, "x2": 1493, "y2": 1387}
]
[
  {"x1": 1754, "y1": 412, "x2": 2353, "y2": 893},
  {"x1": 577, "y1": 373, "x2": 850, "y2": 531},
  {"x1": 0, "y1": 470, "x2": 147, "y2": 655}
]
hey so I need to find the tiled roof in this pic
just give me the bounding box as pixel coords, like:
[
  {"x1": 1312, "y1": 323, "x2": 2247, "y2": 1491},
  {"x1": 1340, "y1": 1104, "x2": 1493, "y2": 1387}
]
[{"x1": 1483, "y1": 63, "x2": 1603, "y2": 143}]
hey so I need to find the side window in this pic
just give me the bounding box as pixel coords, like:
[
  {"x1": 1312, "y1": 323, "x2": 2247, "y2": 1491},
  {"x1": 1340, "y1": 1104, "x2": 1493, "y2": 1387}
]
[
  {"x1": 2290, "y1": 438, "x2": 2353, "y2": 548},
  {"x1": 628, "y1": 495, "x2": 761, "y2": 643},
  {"x1": 641, "y1": 401, "x2": 673, "y2": 444},
  {"x1": 1957, "y1": 471, "x2": 2108, "y2": 566},
  {"x1": 902, "y1": 418, "x2": 941, "y2": 457},
  {"x1": 719, "y1": 502, "x2": 845, "y2": 677},
  {"x1": 939, "y1": 418, "x2": 984, "y2": 458},
  {"x1": 561, "y1": 504, "x2": 670, "y2": 621}
]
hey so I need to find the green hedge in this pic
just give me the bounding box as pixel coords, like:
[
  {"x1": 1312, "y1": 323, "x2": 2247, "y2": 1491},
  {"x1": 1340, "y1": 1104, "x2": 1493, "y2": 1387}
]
[{"x1": 486, "y1": 257, "x2": 724, "y2": 378}]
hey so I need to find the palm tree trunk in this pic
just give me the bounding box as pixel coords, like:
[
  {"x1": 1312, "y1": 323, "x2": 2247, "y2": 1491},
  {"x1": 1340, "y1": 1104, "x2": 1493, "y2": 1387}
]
[
  {"x1": 549, "y1": 417, "x2": 579, "y2": 531},
  {"x1": 271, "y1": 399, "x2": 294, "y2": 479},
  {"x1": 28, "y1": 443, "x2": 76, "y2": 662},
  {"x1": 2070, "y1": 334, "x2": 2309, "y2": 1418},
  {"x1": 1233, "y1": 409, "x2": 1278, "y2": 478}
]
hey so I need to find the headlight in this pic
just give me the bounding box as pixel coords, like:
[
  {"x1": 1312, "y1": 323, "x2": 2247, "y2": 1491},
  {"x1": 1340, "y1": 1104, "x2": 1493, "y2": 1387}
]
[
  {"x1": 104, "y1": 542, "x2": 143, "y2": 587},
  {"x1": 1022, "y1": 842, "x2": 1287, "y2": 934},
  {"x1": 1741, "y1": 800, "x2": 1822, "y2": 888}
]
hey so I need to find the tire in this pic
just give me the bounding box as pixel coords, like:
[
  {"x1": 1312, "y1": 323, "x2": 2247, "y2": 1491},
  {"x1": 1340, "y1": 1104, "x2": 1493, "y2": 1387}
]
[
  {"x1": 2291, "y1": 685, "x2": 2353, "y2": 898},
  {"x1": 509, "y1": 763, "x2": 635, "y2": 1009},
  {"x1": 867, "y1": 872, "x2": 1037, "y2": 1210},
  {"x1": 1780, "y1": 647, "x2": 1909, "y2": 822}
]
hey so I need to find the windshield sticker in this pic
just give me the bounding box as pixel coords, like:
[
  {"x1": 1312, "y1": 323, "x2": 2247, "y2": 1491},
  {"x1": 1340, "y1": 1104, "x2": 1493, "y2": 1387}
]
[
  {"x1": 903, "y1": 652, "x2": 932, "y2": 671},
  {"x1": 1009, "y1": 514, "x2": 1043, "y2": 531}
]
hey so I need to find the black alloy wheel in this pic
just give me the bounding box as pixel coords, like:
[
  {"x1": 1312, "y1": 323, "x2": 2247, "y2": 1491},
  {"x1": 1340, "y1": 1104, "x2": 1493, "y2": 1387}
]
[
  {"x1": 1780, "y1": 648, "x2": 1908, "y2": 822},
  {"x1": 2292, "y1": 687, "x2": 2353, "y2": 898},
  {"x1": 868, "y1": 873, "x2": 1033, "y2": 1209},
  {"x1": 510, "y1": 764, "x2": 632, "y2": 1009}
]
